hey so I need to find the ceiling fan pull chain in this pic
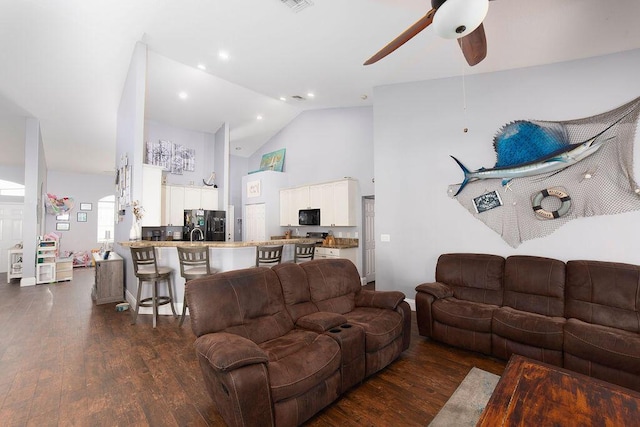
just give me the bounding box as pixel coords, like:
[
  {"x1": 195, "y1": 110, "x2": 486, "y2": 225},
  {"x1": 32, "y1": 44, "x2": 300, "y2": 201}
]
[{"x1": 462, "y1": 65, "x2": 468, "y2": 133}]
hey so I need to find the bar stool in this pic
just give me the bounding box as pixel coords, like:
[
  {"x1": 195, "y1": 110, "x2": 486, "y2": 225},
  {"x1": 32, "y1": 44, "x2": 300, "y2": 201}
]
[
  {"x1": 176, "y1": 246, "x2": 213, "y2": 326},
  {"x1": 256, "y1": 245, "x2": 283, "y2": 267},
  {"x1": 294, "y1": 242, "x2": 316, "y2": 263},
  {"x1": 130, "y1": 246, "x2": 178, "y2": 328}
]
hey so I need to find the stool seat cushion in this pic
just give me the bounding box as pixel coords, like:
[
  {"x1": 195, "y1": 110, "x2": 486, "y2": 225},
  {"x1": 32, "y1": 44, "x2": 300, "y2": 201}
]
[
  {"x1": 136, "y1": 265, "x2": 173, "y2": 278},
  {"x1": 183, "y1": 266, "x2": 209, "y2": 280}
]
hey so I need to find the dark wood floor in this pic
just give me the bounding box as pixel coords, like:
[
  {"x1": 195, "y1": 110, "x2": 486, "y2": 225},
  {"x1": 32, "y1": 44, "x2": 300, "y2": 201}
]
[{"x1": 0, "y1": 269, "x2": 505, "y2": 426}]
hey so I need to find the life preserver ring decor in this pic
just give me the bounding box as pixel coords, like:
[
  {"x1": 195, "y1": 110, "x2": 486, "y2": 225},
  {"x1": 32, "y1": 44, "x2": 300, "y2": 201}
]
[{"x1": 532, "y1": 188, "x2": 571, "y2": 219}]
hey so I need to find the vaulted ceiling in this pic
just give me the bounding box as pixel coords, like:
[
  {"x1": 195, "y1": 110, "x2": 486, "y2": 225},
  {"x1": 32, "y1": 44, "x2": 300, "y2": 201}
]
[{"x1": 1, "y1": 0, "x2": 639, "y2": 175}]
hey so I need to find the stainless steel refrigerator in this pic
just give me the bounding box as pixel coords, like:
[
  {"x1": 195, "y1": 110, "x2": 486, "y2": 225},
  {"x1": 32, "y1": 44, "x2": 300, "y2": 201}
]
[{"x1": 183, "y1": 209, "x2": 226, "y2": 241}]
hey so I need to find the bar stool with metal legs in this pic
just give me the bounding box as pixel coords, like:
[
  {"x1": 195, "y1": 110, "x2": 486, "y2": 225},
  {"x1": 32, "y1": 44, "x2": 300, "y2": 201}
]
[
  {"x1": 130, "y1": 246, "x2": 178, "y2": 328},
  {"x1": 176, "y1": 246, "x2": 213, "y2": 326}
]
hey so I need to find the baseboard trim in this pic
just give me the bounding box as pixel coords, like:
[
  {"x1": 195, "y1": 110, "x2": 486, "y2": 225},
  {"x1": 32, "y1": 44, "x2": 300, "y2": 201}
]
[{"x1": 20, "y1": 276, "x2": 36, "y2": 287}]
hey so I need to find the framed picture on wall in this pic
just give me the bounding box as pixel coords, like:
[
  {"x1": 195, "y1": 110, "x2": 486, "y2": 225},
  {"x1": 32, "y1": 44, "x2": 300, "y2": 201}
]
[
  {"x1": 56, "y1": 213, "x2": 69, "y2": 221},
  {"x1": 247, "y1": 180, "x2": 261, "y2": 198},
  {"x1": 80, "y1": 203, "x2": 92, "y2": 211},
  {"x1": 77, "y1": 212, "x2": 87, "y2": 222},
  {"x1": 56, "y1": 222, "x2": 70, "y2": 231}
]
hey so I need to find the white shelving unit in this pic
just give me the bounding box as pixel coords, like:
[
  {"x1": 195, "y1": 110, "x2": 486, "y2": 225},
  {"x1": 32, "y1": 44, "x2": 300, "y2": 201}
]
[
  {"x1": 36, "y1": 239, "x2": 57, "y2": 284},
  {"x1": 7, "y1": 249, "x2": 23, "y2": 283}
]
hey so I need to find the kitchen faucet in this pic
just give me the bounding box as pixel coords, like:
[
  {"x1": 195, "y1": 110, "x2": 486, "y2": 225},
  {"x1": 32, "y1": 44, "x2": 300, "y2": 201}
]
[{"x1": 190, "y1": 228, "x2": 204, "y2": 242}]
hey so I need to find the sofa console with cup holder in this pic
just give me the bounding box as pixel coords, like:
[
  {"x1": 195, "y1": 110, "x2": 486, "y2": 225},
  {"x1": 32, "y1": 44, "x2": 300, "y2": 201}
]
[{"x1": 186, "y1": 258, "x2": 411, "y2": 427}]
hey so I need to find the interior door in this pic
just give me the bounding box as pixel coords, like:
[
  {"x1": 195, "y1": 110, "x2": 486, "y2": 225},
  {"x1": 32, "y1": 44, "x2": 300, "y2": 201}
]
[
  {"x1": 0, "y1": 203, "x2": 24, "y2": 273},
  {"x1": 363, "y1": 197, "x2": 375, "y2": 282},
  {"x1": 245, "y1": 203, "x2": 266, "y2": 242}
]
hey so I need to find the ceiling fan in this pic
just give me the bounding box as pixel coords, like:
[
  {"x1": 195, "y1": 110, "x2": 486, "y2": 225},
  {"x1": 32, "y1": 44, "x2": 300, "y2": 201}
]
[{"x1": 364, "y1": 0, "x2": 493, "y2": 67}]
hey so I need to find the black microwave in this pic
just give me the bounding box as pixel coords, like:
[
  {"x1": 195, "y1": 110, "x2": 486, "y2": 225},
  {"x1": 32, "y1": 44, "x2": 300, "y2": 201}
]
[{"x1": 299, "y1": 209, "x2": 320, "y2": 226}]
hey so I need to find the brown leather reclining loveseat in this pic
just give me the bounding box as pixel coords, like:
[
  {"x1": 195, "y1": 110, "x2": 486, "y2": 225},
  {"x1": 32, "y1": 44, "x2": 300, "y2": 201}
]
[
  {"x1": 416, "y1": 253, "x2": 640, "y2": 392},
  {"x1": 187, "y1": 258, "x2": 411, "y2": 427}
]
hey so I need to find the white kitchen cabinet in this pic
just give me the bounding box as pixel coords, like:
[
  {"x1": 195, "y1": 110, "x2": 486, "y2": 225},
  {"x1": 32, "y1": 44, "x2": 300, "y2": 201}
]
[
  {"x1": 314, "y1": 247, "x2": 357, "y2": 266},
  {"x1": 183, "y1": 187, "x2": 201, "y2": 210},
  {"x1": 280, "y1": 179, "x2": 357, "y2": 227},
  {"x1": 163, "y1": 186, "x2": 219, "y2": 225},
  {"x1": 141, "y1": 164, "x2": 164, "y2": 226},
  {"x1": 184, "y1": 186, "x2": 218, "y2": 210},
  {"x1": 309, "y1": 185, "x2": 322, "y2": 208},
  {"x1": 280, "y1": 189, "x2": 295, "y2": 226},
  {"x1": 200, "y1": 187, "x2": 219, "y2": 210},
  {"x1": 162, "y1": 185, "x2": 185, "y2": 226},
  {"x1": 319, "y1": 179, "x2": 357, "y2": 227}
]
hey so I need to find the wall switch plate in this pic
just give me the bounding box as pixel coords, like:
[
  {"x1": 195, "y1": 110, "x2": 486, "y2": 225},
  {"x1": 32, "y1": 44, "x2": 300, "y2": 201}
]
[
  {"x1": 380, "y1": 234, "x2": 391, "y2": 242},
  {"x1": 354, "y1": 232, "x2": 358, "y2": 238},
  {"x1": 338, "y1": 232, "x2": 343, "y2": 237}
]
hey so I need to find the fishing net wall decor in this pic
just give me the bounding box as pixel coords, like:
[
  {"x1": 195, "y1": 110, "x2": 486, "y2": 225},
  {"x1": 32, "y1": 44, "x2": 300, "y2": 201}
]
[{"x1": 448, "y1": 96, "x2": 640, "y2": 248}]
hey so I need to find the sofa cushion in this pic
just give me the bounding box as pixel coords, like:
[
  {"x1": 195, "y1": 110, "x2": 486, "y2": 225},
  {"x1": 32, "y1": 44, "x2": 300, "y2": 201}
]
[
  {"x1": 187, "y1": 267, "x2": 294, "y2": 343},
  {"x1": 503, "y1": 256, "x2": 565, "y2": 317},
  {"x1": 261, "y1": 329, "x2": 341, "y2": 402},
  {"x1": 302, "y1": 259, "x2": 361, "y2": 314},
  {"x1": 272, "y1": 262, "x2": 318, "y2": 322},
  {"x1": 564, "y1": 318, "x2": 640, "y2": 376},
  {"x1": 432, "y1": 298, "x2": 497, "y2": 333},
  {"x1": 344, "y1": 307, "x2": 404, "y2": 352},
  {"x1": 566, "y1": 260, "x2": 640, "y2": 333},
  {"x1": 435, "y1": 253, "x2": 505, "y2": 306},
  {"x1": 493, "y1": 307, "x2": 565, "y2": 350}
]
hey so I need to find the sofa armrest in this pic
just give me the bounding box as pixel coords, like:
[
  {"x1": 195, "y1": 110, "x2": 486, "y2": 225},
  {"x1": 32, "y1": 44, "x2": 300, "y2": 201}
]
[
  {"x1": 194, "y1": 332, "x2": 268, "y2": 372},
  {"x1": 296, "y1": 312, "x2": 348, "y2": 332},
  {"x1": 355, "y1": 289, "x2": 405, "y2": 310},
  {"x1": 415, "y1": 282, "x2": 453, "y2": 299}
]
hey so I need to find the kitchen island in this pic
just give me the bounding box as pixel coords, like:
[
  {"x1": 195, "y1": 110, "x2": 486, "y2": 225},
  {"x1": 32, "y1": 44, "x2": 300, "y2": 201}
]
[
  {"x1": 119, "y1": 238, "x2": 360, "y2": 319},
  {"x1": 119, "y1": 238, "x2": 320, "y2": 318},
  {"x1": 120, "y1": 237, "x2": 324, "y2": 273}
]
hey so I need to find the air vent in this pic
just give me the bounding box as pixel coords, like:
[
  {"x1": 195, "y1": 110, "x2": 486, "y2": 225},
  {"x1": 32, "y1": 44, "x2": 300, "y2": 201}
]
[{"x1": 281, "y1": 0, "x2": 314, "y2": 13}]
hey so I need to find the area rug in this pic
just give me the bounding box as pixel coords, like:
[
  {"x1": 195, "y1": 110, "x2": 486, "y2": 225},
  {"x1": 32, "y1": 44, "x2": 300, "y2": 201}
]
[{"x1": 428, "y1": 367, "x2": 500, "y2": 427}]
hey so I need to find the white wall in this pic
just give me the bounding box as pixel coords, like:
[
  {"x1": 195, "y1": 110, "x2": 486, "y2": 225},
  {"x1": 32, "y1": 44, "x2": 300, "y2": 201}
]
[
  {"x1": 245, "y1": 106, "x2": 374, "y2": 267},
  {"x1": 373, "y1": 49, "x2": 640, "y2": 297},
  {"x1": 114, "y1": 42, "x2": 147, "y2": 299},
  {"x1": 44, "y1": 171, "x2": 114, "y2": 255}
]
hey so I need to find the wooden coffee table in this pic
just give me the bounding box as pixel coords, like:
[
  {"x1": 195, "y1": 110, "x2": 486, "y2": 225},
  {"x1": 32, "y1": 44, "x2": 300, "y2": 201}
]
[{"x1": 478, "y1": 355, "x2": 640, "y2": 426}]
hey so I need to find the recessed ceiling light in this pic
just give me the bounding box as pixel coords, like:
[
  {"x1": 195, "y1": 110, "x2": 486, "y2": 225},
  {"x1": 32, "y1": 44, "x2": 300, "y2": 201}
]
[
  {"x1": 197, "y1": 63, "x2": 207, "y2": 70},
  {"x1": 218, "y1": 51, "x2": 230, "y2": 61},
  {"x1": 279, "y1": 96, "x2": 287, "y2": 102},
  {"x1": 178, "y1": 91, "x2": 188, "y2": 100},
  {"x1": 257, "y1": 115, "x2": 263, "y2": 120},
  {"x1": 307, "y1": 92, "x2": 315, "y2": 98}
]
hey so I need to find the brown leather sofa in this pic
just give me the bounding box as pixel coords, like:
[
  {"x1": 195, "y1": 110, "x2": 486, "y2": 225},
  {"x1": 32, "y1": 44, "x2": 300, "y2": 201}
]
[
  {"x1": 187, "y1": 259, "x2": 411, "y2": 427},
  {"x1": 416, "y1": 253, "x2": 640, "y2": 392}
]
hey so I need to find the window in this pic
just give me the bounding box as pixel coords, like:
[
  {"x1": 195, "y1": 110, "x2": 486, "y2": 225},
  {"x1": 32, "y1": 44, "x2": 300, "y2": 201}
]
[
  {"x1": 97, "y1": 195, "x2": 115, "y2": 242},
  {"x1": 0, "y1": 179, "x2": 25, "y2": 197}
]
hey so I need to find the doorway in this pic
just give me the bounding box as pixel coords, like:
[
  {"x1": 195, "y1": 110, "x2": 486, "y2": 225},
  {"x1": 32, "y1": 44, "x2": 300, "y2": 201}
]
[
  {"x1": 0, "y1": 202, "x2": 24, "y2": 274},
  {"x1": 362, "y1": 196, "x2": 375, "y2": 283}
]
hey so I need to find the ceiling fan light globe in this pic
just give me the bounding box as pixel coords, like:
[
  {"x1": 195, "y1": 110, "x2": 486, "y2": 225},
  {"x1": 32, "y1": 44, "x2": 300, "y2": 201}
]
[{"x1": 433, "y1": 0, "x2": 489, "y2": 39}]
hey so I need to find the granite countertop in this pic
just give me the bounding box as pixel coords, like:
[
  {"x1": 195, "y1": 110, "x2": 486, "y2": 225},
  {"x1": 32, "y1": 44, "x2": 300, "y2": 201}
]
[
  {"x1": 119, "y1": 238, "x2": 318, "y2": 248},
  {"x1": 119, "y1": 237, "x2": 359, "y2": 249}
]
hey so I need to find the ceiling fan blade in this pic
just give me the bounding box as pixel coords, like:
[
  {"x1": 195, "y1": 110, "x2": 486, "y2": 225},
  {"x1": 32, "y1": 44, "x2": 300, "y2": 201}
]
[
  {"x1": 457, "y1": 23, "x2": 487, "y2": 66},
  {"x1": 364, "y1": 9, "x2": 436, "y2": 66}
]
